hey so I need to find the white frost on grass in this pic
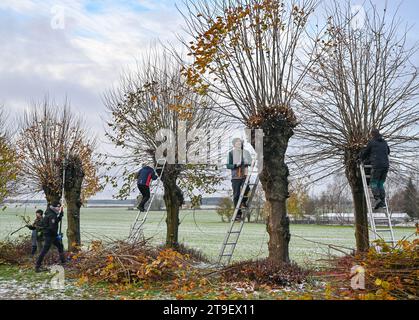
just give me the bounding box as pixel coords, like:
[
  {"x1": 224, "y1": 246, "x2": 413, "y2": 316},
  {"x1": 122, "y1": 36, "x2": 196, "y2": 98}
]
[{"x1": 0, "y1": 278, "x2": 92, "y2": 300}]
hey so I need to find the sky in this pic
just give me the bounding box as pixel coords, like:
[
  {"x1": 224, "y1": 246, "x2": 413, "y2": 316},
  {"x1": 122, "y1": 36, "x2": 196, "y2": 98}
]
[{"x1": 1, "y1": 0, "x2": 418, "y2": 199}]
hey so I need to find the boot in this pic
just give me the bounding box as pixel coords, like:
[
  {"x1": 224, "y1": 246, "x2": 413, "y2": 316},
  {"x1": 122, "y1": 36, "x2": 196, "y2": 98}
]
[
  {"x1": 374, "y1": 198, "x2": 382, "y2": 210},
  {"x1": 235, "y1": 210, "x2": 243, "y2": 221},
  {"x1": 59, "y1": 253, "x2": 66, "y2": 264},
  {"x1": 35, "y1": 265, "x2": 47, "y2": 273}
]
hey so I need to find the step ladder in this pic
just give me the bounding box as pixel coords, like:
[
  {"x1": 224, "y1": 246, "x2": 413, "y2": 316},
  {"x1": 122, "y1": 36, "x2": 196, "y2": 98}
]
[
  {"x1": 359, "y1": 163, "x2": 396, "y2": 247},
  {"x1": 217, "y1": 159, "x2": 260, "y2": 266},
  {"x1": 128, "y1": 158, "x2": 167, "y2": 243}
]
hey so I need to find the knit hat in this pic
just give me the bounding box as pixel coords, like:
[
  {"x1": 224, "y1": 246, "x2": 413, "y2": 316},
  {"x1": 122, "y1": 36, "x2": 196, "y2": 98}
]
[
  {"x1": 371, "y1": 128, "x2": 380, "y2": 138},
  {"x1": 50, "y1": 200, "x2": 61, "y2": 208}
]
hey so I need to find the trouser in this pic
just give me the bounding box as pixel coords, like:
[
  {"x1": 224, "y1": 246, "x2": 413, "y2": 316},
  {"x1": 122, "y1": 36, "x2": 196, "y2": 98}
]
[
  {"x1": 138, "y1": 185, "x2": 151, "y2": 209},
  {"x1": 370, "y1": 167, "x2": 388, "y2": 201},
  {"x1": 36, "y1": 235, "x2": 65, "y2": 268},
  {"x1": 32, "y1": 239, "x2": 44, "y2": 255},
  {"x1": 31, "y1": 230, "x2": 37, "y2": 255},
  {"x1": 232, "y1": 178, "x2": 249, "y2": 216}
]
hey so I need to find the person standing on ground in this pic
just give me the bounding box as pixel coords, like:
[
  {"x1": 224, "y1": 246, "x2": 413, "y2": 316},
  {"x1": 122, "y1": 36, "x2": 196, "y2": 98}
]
[
  {"x1": 136, "y1": 164, "x2": 158, "y2": 212},
  {"x1": 227, "y1": 138, "x2": 252, "y2": 221},
  {"x1": 35, "y1": 201, "x2": 66, "y2": 272},
  {"x1": 360, "y1": 128, "x2": 390, "y2": 210},
  {"x1": 26, "y1": 209, "x2": 44, "y2": 255}
]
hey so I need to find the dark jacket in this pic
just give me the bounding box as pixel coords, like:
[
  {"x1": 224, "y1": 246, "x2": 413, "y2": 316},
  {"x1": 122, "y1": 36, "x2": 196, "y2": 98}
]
[
  {"x1": 226, "y1": 148, "x2": 252, "y2": 180},
  {"x1": 27, "y1": 217, "x2": 42, "y2": 231},
  {"x1": 360, "y1": 135, "x2": 390, "y2": 168},
  {"x1": 40, "y1": 208, "x2": 63, "y2": 237},
  {"x1": 27, "y1": 217, "x2": 44, "y2": 239},
  {"x1": 137, "y1": 166, "x2": 158, "y2": 187}
]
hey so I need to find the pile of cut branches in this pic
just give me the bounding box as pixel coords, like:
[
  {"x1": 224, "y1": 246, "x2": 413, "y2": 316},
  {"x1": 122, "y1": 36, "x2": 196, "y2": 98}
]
[
  {"x1": 319, "y1": 237, "x2": 418, "y2": 300},
  {"x1": 357, "y1": 238, "x2": 419, "y2": 300},
  {"x1": 220, "y1": 259, "x2": 310, "y2": 287},
  {"x1": 70, "y1": 239, "x2": 201, "y2": 285},
  {"x1": 0, "y1": 236, "x2": 32, "y2": 264},
  {"x1": 0, "y1": 236, "x2": 68, "y2": 266}
]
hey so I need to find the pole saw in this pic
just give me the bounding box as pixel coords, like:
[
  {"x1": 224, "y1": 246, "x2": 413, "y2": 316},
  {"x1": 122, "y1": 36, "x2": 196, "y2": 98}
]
[{"x1": 57, "y1": 156, "x2": 66, "y2": 246}]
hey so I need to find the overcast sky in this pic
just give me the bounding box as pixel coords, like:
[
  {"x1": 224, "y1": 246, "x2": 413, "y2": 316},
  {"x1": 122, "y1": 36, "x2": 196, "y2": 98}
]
[{"x1": 1, "y1": 0, "x2": 418, "y2": 199}]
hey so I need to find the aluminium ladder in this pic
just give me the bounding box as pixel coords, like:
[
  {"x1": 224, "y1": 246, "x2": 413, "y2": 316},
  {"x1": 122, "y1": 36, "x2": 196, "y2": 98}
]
[
  {"x1": 217, "y1": 159, "x2": 260, "y2": 266},
  {"x1": 128, "y1": 158, "x2": 167, "y2": 243},
  {"x1": 359, "y1": 163, "x2": 396, "y2": 247}
]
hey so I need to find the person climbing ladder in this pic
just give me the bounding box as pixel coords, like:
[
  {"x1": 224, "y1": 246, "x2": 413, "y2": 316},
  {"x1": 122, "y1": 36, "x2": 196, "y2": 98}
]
[
  {"x1": 227, "y1": 138, "x2": 252, "y2": 221},
  {"x1": 360, "y1": 128, "x2": 390, "y2": 210},
  {"x1": 136, "y1": 163, "x2": 158, "y2": 212}
]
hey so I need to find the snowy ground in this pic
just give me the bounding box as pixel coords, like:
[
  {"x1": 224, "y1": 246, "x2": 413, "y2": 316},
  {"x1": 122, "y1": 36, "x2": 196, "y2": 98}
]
[{"x1": 0, "y1": 266, "x2": 101, "y2": 300}]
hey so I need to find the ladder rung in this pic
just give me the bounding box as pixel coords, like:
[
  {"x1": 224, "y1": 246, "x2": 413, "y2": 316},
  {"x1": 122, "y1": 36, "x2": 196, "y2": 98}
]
[
  {"x1": 376, "y1": 229, "x2": 392, "y2": 232},
  {"x1": 221, "y1": 254, "x2": 232, "y2": 257},
  {"x1": 224, "y1": 242, "x2": 237, "y2": 246}
]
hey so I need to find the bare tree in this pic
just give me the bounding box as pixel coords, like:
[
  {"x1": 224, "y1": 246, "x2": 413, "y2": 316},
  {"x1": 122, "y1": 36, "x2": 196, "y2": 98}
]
[
  {"x1": 17, "y1": 98, "x2": 100, "y2": 251},
  {"x1": 104, "y1": 49, "x2": 224, "y2": 248},
  {"x1": 296, "y1": 2, "x2": 419, "y2": 251},
  {"x1": 179, "y1": 0, "x2": 322, "y2": 263},
  {"x1": 0, "y1": 106, "x2": 19, "y2": 204}
]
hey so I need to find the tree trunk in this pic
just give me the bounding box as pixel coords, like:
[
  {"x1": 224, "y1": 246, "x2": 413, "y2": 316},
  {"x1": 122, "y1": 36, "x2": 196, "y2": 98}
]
[
  {"x1": 258, "y1": 127, "x2": 293, "y2": 264},
  {"x1": 162, "y1": 166, "x2": 182, "y2": 248},
  {"x1": 64, "y1": 156, "x2": 84, "y2": 252},
  {"x1": 345, "y1": 151, "x2": 369, "y2": 252}
]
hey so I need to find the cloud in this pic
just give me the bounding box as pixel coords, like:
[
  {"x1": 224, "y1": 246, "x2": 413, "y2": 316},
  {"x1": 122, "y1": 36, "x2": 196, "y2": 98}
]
[
  {"x1": 0, "y1": 0, "x2": 183, "y2": 128},
  {"x1": 0, "y1": 1, "x2": 185, "y2": 198}
]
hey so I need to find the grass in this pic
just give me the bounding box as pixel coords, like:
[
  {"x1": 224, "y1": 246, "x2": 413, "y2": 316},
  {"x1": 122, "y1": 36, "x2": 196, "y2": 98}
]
[{"x1": 1, "y1": 206, "x2": 416, "y2": 265}]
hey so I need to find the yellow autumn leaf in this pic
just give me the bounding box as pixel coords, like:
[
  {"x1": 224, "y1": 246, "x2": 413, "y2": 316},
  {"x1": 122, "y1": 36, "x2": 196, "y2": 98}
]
[{"x1": 381, "y1": 281, "x2": 391, "y2": 290}]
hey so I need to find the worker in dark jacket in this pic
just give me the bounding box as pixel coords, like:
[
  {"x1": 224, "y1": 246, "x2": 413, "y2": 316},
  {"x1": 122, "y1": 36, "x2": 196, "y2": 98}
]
[
  {"x1": 35, "y1": 201, "x2": 66, "y2": 272},
  {"x1": 137, "y1": 164, "x2": 158, "y2": 212},
  {"x1": 26, "y1": 209, "x2": 44, "y2": 255},
  {"x1": 360, "y1": 129, "x2": 390, "y2": 209},
  {"x1": 227, "y1": 138, "x2": 252, "y2": 221}
]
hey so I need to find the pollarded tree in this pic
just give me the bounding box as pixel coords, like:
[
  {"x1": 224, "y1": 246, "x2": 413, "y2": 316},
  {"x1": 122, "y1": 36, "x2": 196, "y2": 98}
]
[
  {"x1": 104, "y1": 49, "x2": 224, "y2": 248},
  {"x1": 403, "y1": 178, "x2": 418, "y2": 219},
  {"x1": 17, "y1": 98, "x2": 101, "y2": 251},
  {"x1": 0, "y1": 106, "x2": 19, "y2": 204},
  {"x1": 180, "y1": 0, "x2": 322, "y2": 263},
  {"x1": 296, "y1": 2, "x2": 419, "y2": 251}
]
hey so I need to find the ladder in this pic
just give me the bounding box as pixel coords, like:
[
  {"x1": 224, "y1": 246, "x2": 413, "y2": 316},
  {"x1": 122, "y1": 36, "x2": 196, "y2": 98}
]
[
  {"x1": 359, "y1": 163, "x2": 396, "y2": 247},
  {"x1": 128, "y1": 158, "x2": 167, "y2": 243},
  {"x1": 217, "y1": 159, "x2": 260, "y2": 266}
]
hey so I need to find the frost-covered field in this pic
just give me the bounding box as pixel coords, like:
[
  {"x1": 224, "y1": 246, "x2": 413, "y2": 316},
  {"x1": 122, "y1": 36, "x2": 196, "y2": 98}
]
[{"x1": 1, "y1": 207, "x2": 415, "y2": 264}]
